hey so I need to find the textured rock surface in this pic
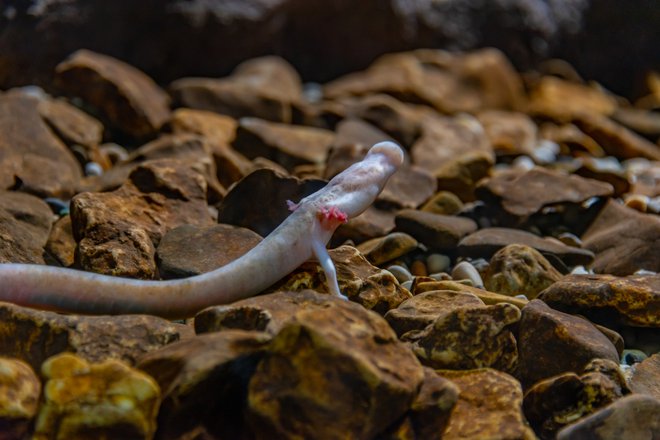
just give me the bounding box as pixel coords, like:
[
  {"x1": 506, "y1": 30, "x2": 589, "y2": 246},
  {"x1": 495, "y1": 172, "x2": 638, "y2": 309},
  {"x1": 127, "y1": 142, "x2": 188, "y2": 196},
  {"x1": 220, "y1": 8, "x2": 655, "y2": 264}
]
[
  {"x1": 0, "y1": 357, "x2": 41, "y2": 439},
  {"x1": 395, "y1": 210, "x2": 478, "y2": 251},
  {"x1": 356, "y1": 232, "x2": 418, "y2": 266},
  {"x1": 0, "y1": 191, "x2": 53, "y2": 264},
  {"x1": 628, "y1": 354, "x2": 660, "y2": 400}
]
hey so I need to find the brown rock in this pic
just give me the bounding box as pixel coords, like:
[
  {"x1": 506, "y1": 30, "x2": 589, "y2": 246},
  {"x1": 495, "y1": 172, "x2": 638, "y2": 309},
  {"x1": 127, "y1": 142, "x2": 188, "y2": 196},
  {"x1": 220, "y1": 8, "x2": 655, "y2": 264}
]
[
  {"x1": 458, "y1": 227, "x2": 595, "y2": 267},
  {"x1": 574, "y1": 156, "x2": 631, "y2": 197},
  {"x1": 71, "y1": 159, "x2": 214, "y2": 278},
  {"x1": 37, "y1": 97, "x2": 104, "y2": 150},
  {"x1": 523, "y1": 359, "x2": 629, "y2": 439},
  {"x1": 420, "y1": 191, "x2": 464, "y2": 215},
  {"x1": 538, "y1": 273, "x2": 660, "y2": 328},
  {"x1": 333, "y1": 205, "x2": 398, "y2": 244},
  {"x1": 439, "y1": 369, "x2": 535, "y2": 440},
  {"x1": 45, "y1": 215, "x2": 76, "y2": 267},
  {"x1": 157, "y1": 224, "x2": 262, "y2": 279},
  {"x1": 34, "y1": 353, "x2": 160, "y2": 439},
  {"x1": 476, "y1": 167, "x2": 613, "y2": 220},
  {"x1": 485, "y1": 244, "x2": 563, "y2": 299},
  {"x1": 0, "y1": 191, "x2": 53, "y2": 264},
  {"x1": 581, "y1": 200, "x2": 660, "y2": 275},
  {"x1": 556, "y1": 394, "x2": 660, "y2": 440},
  {"x1": 168, "y1": 108, "x2": 237, "y2": 145},
  {"x1": 0, "y1": 301, "x2": 192, "y2": 371},
  {"x1": 246, "y1": 293, "x2": 424, "y2": 439},
  {"x1": 395, "y1": 209, "x2": 477, "y2": 251},
  {"x1": 0, "y1": 93, "x2": 81, "y2": 198},
  {"x1": 613, "y1": 107, "x2": 660, "y2": 138},
  {"x1": 414, "y1": 279, "x2": 529, "y2": 309},
  {"x1": 517, "y1": 300, "x2": 620, "y2": 388},
  {"x1": 0, "y1": 357, "x2": 41, "y2": 440},
  {"x1": 55, "y1": 49, "x2": 171, "y2": 138},
  {"x1": 539, "y1": 122, "x2": 606, "y2": 157},
  {"x1": 629, "y1": 354, "x2": 660, "y2": 400},
  {"x1": 138, "y1": 330, "x2": 271, "y2": 439},
  {"x1": 171, "y1": 56, "x2": 302, "y2": 123},
  {"x1": 477, "y1": 110, "x2": 537, "y2": 157},
  {"x1": 356, "y1": 232, "x2": 418, "y2": 266}
]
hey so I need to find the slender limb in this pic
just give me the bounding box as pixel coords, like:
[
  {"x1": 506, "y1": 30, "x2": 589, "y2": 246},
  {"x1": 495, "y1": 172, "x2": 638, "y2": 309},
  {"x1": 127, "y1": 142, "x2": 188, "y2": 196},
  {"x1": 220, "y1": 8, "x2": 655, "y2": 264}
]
[{"x1": 311, "y1": 237, "x2": 347, "y2": 300}]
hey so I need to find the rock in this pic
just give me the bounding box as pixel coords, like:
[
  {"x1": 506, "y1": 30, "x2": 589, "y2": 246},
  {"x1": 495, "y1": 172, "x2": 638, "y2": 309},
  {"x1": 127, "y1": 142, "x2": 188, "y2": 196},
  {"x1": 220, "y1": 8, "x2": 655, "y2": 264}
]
[
  {"x1": 356, "y1": 232, "x2": 418, "y2": 266},
  {"x1": 415, "y1": 279, "x2": 529, "y2": 309},
  {"x1": 71, "y1": 159, "x2": 214, "y2": 278},
  {"x1": 168, "y1": 108, "x2": 237, "y2": 145},
  {"x1": 458, "y1": 227, "x2": 595, "y2": 267},
  {"x1": 477, "y1": 110, "x2": 537, "y2": 157},
  {"x1": 484, "y1": 244, "x2": 563, "y2": 299},
  {"x1": 333, "y1": 205, "x2": 398, "y2": 244},
  {"x1": 44, "y1": 215, "x2": 76, "y2": 267},
  {"x1": 538, "y1": 274, "x2": 660, "y2": 328},
  {"x1": 0, "y1": 191, "x2": 54, "y2": 264},
  {"x1": 517, "y1": 299, "x2": 620, "y2": 388},
  {"x1": 157, "y1": 224, "x2": 262, "y2": 279},
  {"x1": 246, "y1": 293, "x2": 424, "y2": 439},
  {"x1": 55, "y1": 49, "x2": 171, "y2": 138},
  {"x1": 438, "y1": 369, "x2": 535, "y2": 440},
  {"x1": 216, "y1": 167, "x2": 325, "y2": 237},
  {"x1": 629, "y1": 354, "x2": 660, "y2": 400},
  {"x1": 0, "y1": 301, "x2": 192, "y2": 372},
  {"x1": 0, "y1": 93, "x2": 81, "y2": 198},
  {"x1": 556, "y1": 394, "x2": 660, "y2": 440},
  {"x1": 0, "y1": 357, "x2": 41, "y2": 440},
  {"x1": 171, "y1": 56, "x2": 303, "y2": 123},
  {"x1": 539, "y1": 122, "x2": 606, "y2": 157},
  {"x1": 612, "y1": 107, "x2": 660, "y2": 138},
  {"x1": 574, "y1": 156, "x2": 631, "y2": 197},
  {"x1": 581, "y1": 200, "x2": 660, "y2": 275},
  {"x1": 275, "y1": 245, "x2": 411, "y2": 314},
  {"x1": 137, "y1": 330, "x2": 271, "y2": 439},
  {"x1": 420, "y1": 191, "x2": 464, "y2": 215},
  {"x1": 34, "y1": 353, "x2": 160, "y2": 439},
  {"x1": 395, "y1": 210, "x2": 478, "y2": 251},
  {"x1": 523, "y1": 358, "x2": 629, "y2": 439},
  {"x1": 451, "y1": 261, "x2": 485, "y2": 288},
  {"x1": 37, "y1": 97, "x2": 104, "y2": 151}
]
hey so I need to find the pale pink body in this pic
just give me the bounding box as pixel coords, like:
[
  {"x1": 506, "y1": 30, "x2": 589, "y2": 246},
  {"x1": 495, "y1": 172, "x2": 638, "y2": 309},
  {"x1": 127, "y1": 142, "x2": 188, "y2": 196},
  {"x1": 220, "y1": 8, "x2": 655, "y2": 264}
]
[{"x1": 0, "y1": 142, "x2": 404, "y2": 319}]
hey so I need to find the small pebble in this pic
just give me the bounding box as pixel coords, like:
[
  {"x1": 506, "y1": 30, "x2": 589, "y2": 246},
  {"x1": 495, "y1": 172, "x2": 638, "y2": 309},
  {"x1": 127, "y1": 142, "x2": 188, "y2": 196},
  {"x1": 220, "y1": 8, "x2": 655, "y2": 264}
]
[
  {"x1": 410, "y1": 260, "x2": 427, "y2": 277},
  {"x1": 428, "y1": 272, "x2": 452, "y2": 281},
  {"x1": 303, "y1": 82, "x2": 324, "y2": 103},
  {"x1": 634, "y1": 269, "x2": 656, "y2": 275},
  {"x1": 621, "y1": 349, "x2": 648, "y2": 365},
  {"x1": 570, "y1": 265, "x2": 590, "y2": 275},
  {"x1": 43, "y1": 197, "x2": 70, "y2": 216},
  {"x1": 100, "y1": 143, "x2": 129, "y2": 164},
  {"x1": 512, "y1": 155, "x2": 535, "y2": 171},
  {"x1": 426, "y1": 253, "x2": 450, "y2": 274},
  {"x1": 401, "y1": 280, "x2": 413, "y2": 291},
  {"x1": 625, "y1": 194, "x2": 649, "y2": 212},
  {"x1": 557, "y1": 232, "x2": 582, "y2": 247},
  {"x1": 85, "y1": 161, "x2": 104, "y2": 176},
  {"x1": 386, "y1": 265, "x2": 413, "y2": 283},
  {"x1": 451, "y1": 261, "x2": 484, "y2": 288},
  {"x1": 531, "y1": 140, "x2": 559, "y2": 164}
]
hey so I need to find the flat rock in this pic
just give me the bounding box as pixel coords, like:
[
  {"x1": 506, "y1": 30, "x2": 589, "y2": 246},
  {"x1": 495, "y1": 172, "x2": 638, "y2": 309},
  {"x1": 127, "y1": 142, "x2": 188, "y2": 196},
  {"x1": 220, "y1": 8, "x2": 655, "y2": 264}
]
[
  {"x1": 168, "y1": 108, "x2": 237, "y2": 145},
  {"x1": 34, "y1": 353, "x2": 160, "y2": 439},
  {"x1": 629, "y1": 354, "x2": 660, "y2": 400},
  {"x1": 0, "y1": 301, "x2": 192, "y2": 372},
  {"x1": 246, "y1": 292, "x2": 424, "y2": 439},
  {"x1": 517, "y1": 299, "x2": 620, "y2": 388},
  {"x1": 0, "y1": 357, "x2": 41, "y2": 440},
  {"x1": 37, "y1": 97, "x2": 104, "y2": 150},
  {"x1": 458, "y1": 227, "x2": 595, "y2": 267},
  {"x1": 414, "y1": 279, "x2": 529, "y2": 309},
  {"x1": 171, "y1": 56, "x2": 303, "y2": 123},
  {"x1": 484, "y1": 244, "x2": 562, "y2": 299},
  {"x1": 0, "y1": 191, "x2": 53, "y2": 264},
  {"x1": 538, "y1": 273, "x2": 660, "y2": 328},
  {"x1": 157, "y1": 224, "x2": 262, "y2": 279},
  {"x1": 581, "y1": 200, "x2": 660, "y2": 275},
  {"x1": 395, "y1": 210, "x2": 478, "y2": 251},
  {"x1": 556, "y1": 394, "x2": 660, "y2": 440},
  {"x1": 477, "y1": 110, "x2": 537, "y2": 157},
  {"x1": 137, "y1": 330, "x2": 271, "y2": 439},
  {"x1": 71, "y1": 159, "x2": 214, "y2": 278},
  {"x1": 55, "y1": 49, "x2": 171, "y2": 138},
  {"x1": 476, "y1": 167, "x2": 613, "y2": 220},
  {"x1": 333, "y1": 205, "x2": 398, "y2": 244},
  {"x1": 356, "y1": 232, "x2": 418, "y2": 266},
  {"x1": 0, "y1": 93, "x2": 81, "y2": 198},
  {"x1": 438, "y1": 369, "x2": 535, "y2": 440}
]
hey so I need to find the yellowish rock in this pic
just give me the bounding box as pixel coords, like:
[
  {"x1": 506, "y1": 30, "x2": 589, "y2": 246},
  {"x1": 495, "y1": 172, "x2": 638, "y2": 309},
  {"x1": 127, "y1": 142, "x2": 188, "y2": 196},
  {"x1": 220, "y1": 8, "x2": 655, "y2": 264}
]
[{"x1": 0, "y1": 357, "x2": 41, "y2": 439}]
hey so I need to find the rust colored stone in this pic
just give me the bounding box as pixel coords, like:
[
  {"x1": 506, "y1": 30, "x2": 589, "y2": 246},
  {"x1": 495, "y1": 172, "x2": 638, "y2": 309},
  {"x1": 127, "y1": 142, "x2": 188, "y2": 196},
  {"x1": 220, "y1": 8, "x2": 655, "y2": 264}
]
[{"x1": 0, "y1": 191, "x2": 53, "y2": 264}]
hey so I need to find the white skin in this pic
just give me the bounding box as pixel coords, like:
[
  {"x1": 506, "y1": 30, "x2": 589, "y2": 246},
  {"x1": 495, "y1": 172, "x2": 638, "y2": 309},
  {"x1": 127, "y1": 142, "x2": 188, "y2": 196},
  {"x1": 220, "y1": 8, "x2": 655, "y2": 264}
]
[{"x1": 0, "y1": 142, "x2": 404, "y2": 319}]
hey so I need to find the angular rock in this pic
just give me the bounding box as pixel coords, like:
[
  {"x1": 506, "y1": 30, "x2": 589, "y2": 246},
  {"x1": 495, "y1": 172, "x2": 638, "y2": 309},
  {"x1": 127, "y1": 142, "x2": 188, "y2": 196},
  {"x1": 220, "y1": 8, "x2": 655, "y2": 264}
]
[
  {"x1": 246, "y1": 293, "x2": 424, "y2": 439},
  {"x1": 394, "y1": 210, "x2": 478, "y2": 251},
  {"x1": 0, "y1": 191, "x2": 53, "y2": 264},
  {"x1": 629, "y1": 354, "x2": 660, "y2": 400},
  {"x1": 0, "y1": 357, "x2": 41, "y2": 440},
  {"x1": 539, "y1": 122, "x2": 606, "y2": 157},
  {"x1": 168, "y1": 108, "x2": 238, "y2": 145},
  {"x1": 171, "y1": 56, "x2": 303, "y2": 123},
  {"x1": 356, "y1": 232, "x2": 418, "y2": 266},
  {"x1": 477, "y1": 110, "x2": 537, "y2": 157},
  {"x1": 138, "y1": 330, "x2": 271, "y2": 439},
  {"x1": 45, "y1": 215, "x2": 76, "y2": 267},
  {"x1": 574, "y1": 156, "x2": 631, "y2": 197},
  {"x1": 438, "y1": 369, "x2": 535, "y2": 440},
  {"x1": 484, "y1": 244, "x2": 563, "y2": 299},
  {"x1": 157, "y1": 224, "x2": 262, "y2": 279},
  {"x1": 34, "y1": 353, "x2": 160, "y2": 439},
  {"x1": 581, "y1": 200, "x2": 660, "y2": 275},
  {"x1": 333, "y1": 205, "x2": 398, "y2": 244},
  {"x1": 538, "y1": 273, "x2": 660, "y2": 328},
  {"x1": 556, "y1": 394, "x2": 660, "y2": 440},
  {"x1": 458, "y1": 227, "x2": 595, "y2": 267},
  {"x1": 0, "y1": 301, "x2": 192, "y2": 372},
  {"x1": 517, "y1": 300, "x2": 620, "y2": 388},
  {"x1": 0, "y1": 93, "x2": 81, "y2": 198},
  {"x1": 71, "y1": 159, "x2": 214, "y2": 278},
  {"x1": 37, "y1": 97, "x2": 104, "y2": 150},
  {"x1": 55, "y1": 49, "x2": 171, "y2": 138}
]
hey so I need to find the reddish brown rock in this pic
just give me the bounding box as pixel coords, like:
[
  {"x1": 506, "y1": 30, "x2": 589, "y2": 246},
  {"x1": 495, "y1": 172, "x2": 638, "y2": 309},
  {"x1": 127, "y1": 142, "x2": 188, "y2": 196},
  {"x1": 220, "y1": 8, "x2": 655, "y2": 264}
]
[
  {"x1": 37, "y1": 98, "x2": 104, "y2": 150},
  {"x1": 356, "y1": 232, "x2": 418, "y2": 266},
  {"x1": 538, "y1": 274, "x2": 660, "y2": 327},
  {"x1": 477, "y1": 110, "x2": 538, "y2": 157},
  {"x1": 438, "y1": 369, "x2": 535, "y2": 440},
  {"x1": 138, "y1": 330, "x2": 270, "y2": 439},
  {"x1": 246, "y1": 293, "x2": 424, "y2": 440},
  {"x1": 581, "y1": 200, "x2": 660, "y2": 275},
  {"x1": 0, "y1": 93, "x2": 82, "y2": 198},
  {"x1": 168, "y1": 108, "x2": 237, "y2": 145},
  {"x1": 55, "y1": 49, "x2": 171, "y2": 138},
  {"x1": 71, "y1": 159, "x2": 214, "y2": 278},
  {"x1": 629, "y1": 354, "x2": 660, "y2": 400},
  {"x1": 45, "y1": 215, "x2": 76, "y2": 267},
  {"x1": 414, "y1": 279, "x2": 529, "y2": 309},
  {"x1": 0, "y1": 301, "x2": 192, "y2": 372},
  {"x1": 0, "y1": 357, "x2": 41, "y2": 440},
  {"x1": 395, "y1": 209, "x2": 477, "y2": 251},
  {"x1": 574, "y1": 156, "x2": 631, "y2": 197},
  {"x1": 539, "y1": 122, "x2": 606, "y2": 157},
  {"x1": 171, "y1": 56, "x2": 303, "y2": 123},
  {"x1": 0, "y1": 191, "x2": 53, "y2": 264},
  {"x1": 517, "y1": 300, "x2": 620, "y2": 388}
]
